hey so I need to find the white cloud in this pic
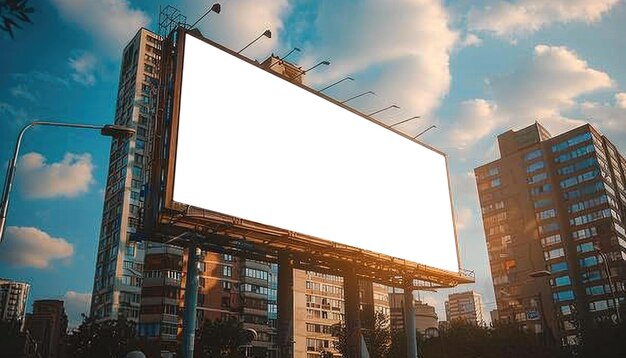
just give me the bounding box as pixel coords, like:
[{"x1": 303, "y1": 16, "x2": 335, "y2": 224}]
[
  {"x1": 51, "y1": 0, "x2": 150, "y2": 55},
  {"x1": 18, "y1": 152, "x2": 94, "y2": 199},
  {"x1": 68, "y1": 52, "x2": 97, "y2": 86},
  {"x1": 305, "y1": 0, "x2": 458, "y2": 119},
  {"x1": 186, "y1": 0, "x2": 289, "y2": 60},
  {"x1": 443, "y1": 45, "x2": 613, "y2": 149},
  {"x1": 579, "y1": 93, "x2": 626, "y2": 148},
  {"x1": 10, "y1": 84, "x2": 36, "y2": 102},
  {"x1": 63, "y1": 291, "x2": 91, "y2": 328},
  {"x1": 449, "y1": 99, "x2": 500, "y2": 150},
  {"x1": 468, "y1": 0, "x2": 619, "y2": 38},
  {"x1": 0, "y1": 226, "x2": 74, "y2": 268},
  {"x1": 616, "y1": 93, "x2": 626, "y2": 108},
  {"x1": 461, "y1": 33, "x2": 483, "y2": 47}
]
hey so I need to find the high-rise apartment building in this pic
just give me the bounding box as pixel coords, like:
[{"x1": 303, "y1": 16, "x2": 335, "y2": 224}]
[
  {"x1": 445, "y1": 291, "x2": 485, "y2": 324},
  {"x1": 25, "y1": 300, "x2": 68, "y2": 358},
  {"x1": 475, "y1": 122, "x2": 626, "y2": 346},
  {"x1": 90, "y1": 28, "x2": 161, "y2": 321},
  {"x1": 138, "y1": 245, "x2": 279, "y2": 356},
  {"x1": 0, "y1": 278, "x2": 29, "y2": 325},
  {"x1": 294, "y1": 270, "x2": 345, "y2": 357}
]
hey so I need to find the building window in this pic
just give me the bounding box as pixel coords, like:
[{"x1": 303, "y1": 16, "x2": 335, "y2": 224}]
[
  {"x1": 552, "y1": 275, "x2": 571, "y2": 287},
  {"x1": 549, "y1": 262, "x2": 568, "y2": 273},
  {"x1": 525, "y1": 149, "x2": 542, "y2": 161},
  {"x1": 126, "y1": 244, "x2": 135, "y2": 257},
  {"x1": 530, "y1": 183, "x2": 551, "y2": 196},
  {"x1": 533, "y1": 199, "x2": 552, "y2": 209},
  {"x1": 553, "y1": 290, "x2": 575, "y2": 302},
  {"x1": 536, "y1": 209, "x2": 556, "y2": 220},
  {"x1": 579, "y1": 255, "x2": 599, "y2": 267},
  {"x1": 552, "y1": 132, "x2": 592, "y2": 153},
  {"x1": 527, "y1": 161, "x2": 545, "y2": 173},
  {"x1": 541, "y1": 234, "x2": 561, "y2": 246},
  {"x1": 544, "y1": 247, "x2": 565, "y2": 260},
  {"x1": 223, "y1": 265, "x2": 232, "y2": 277}
]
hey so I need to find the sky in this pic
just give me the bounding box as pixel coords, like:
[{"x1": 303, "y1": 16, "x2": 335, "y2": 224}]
[{"x1": 1, "y1": 0, "x2": 625, "y2": 326}]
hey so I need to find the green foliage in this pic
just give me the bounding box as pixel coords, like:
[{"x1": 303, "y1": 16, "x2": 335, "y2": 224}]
[
  {"x1": 332, "y1": 311, "x2": 391, "y2": 357},
  {"x1": 195, "y1": 317, "x2": 251, "y2": 357},
  {"x1": 422, "y1": 320, "x2": 569, "y2": 358},
  {"x1": 0, "y1": 0, "x2": 34, "y2": 38},
  {"x1": 363, "y1": 311, "x2": 392, "y2": 358},
  {"x1": 65, "y1": 315, "x2": 160, "y2": 358}
]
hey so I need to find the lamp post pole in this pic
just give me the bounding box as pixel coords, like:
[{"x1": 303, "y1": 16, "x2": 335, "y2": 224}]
[
  {"x1": 594, "y1": 247, "x2": 621, "y2": 323},
  {"x1": 0, "y1": 121, "x2": 135, "y2": 243}
]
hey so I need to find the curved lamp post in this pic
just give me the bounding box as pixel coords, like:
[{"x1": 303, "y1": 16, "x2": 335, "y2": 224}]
[
  {"x1": 594, "y1": 245, "x2": 621, "y2": 323},
  {"x1": 0, "y1": 121, "x2": 136, "y2": 243}
]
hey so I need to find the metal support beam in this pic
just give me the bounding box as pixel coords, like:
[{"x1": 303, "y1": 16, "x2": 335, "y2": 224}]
[
  {"x1": 404, "y1": 283, "x2": 418, "y2": 358},
  {"x1": 182, "y1": 241, "x2": 200, "y2": 358},
  {"x1": 278, "y1": 253, "x2": 294, "y2": 358},
  {"x1": 344, "y1": 269, "x2": 362, "y2": 358}
]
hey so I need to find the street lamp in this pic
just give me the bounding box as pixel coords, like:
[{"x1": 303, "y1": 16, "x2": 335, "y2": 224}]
[
  {"x1": 593, "y1": 244, "x2": 621, "y2": 323},
  {"x1": 0, "y1": 121, "x2": 135, "y2": 243}
]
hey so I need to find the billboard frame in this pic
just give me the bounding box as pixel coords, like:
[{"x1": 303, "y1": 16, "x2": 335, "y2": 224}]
[{"x1": 142, "y1": 27, "x2": 473, "y2": 288}]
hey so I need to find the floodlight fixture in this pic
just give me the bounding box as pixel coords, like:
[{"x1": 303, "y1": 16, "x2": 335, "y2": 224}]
[
  {"x1": 238, "y1": 29, "x2": 272, "y2": 54},
  {"x1": 317, "y1": 76, "x2": 354, "y2": 93},
  {"x1": 413, "y1": 125, "x2": 436, "y2": 139},
  {"x1": 367, "y1": 105, "x2": 400, "y2": 117},
  {"x1": 389, "y1": 116, "x2": 421, "y2": 128},
  {"x1": 268, "y1": 47, "x2": 301, "y2": 69},
  {"x1": 340, "y1": 90, "x2": 376, "y2": 104},
  {"x1": 292, "y1": 60, "x2": 331, "y2": 81},
  {"x1": 188, "y1": 3, "x2": 221, "y2": 30}
]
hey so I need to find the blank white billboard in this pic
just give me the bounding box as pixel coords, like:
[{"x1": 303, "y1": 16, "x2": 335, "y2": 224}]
[{"x1": 173, "y1": 34, "x2": 459, "y2": 273}]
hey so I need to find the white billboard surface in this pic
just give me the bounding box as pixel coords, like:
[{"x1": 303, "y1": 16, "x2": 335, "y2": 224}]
[{"x1": 173, "y1": 34, "x2": 459, "y2": 273}]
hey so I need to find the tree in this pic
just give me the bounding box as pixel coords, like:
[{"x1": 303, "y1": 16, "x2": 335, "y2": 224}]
[
  {"x1": 362, "y1": 311, "x2": 392, "y2": 358},
  {"x1": 0, "y1": 0, "x2": 34, "y2": 38},
  {"x1": 195, "y1": 317, "x2": 251, "y2": 357},
  {"x1": 65, "y1": 315, "x2": 160, "y2": 358},
  {"x1": 421, "y1": 320, "x2": 570, "y2": 358},
  {"x1": 331, "y1": 311, "x2": 391, "y2": 358}
]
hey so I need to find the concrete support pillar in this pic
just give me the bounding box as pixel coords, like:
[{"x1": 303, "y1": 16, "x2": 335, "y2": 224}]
[
  {"x1": 344, "y1": 269, "x2": 362, "y2": 358},
  {"x1": 182, "y1": 242, "x2": 199, "y2": 358},
  {"x1": 278, "y1": 254, "x2": 294, "y2": 358},
  {"x1": 404, "y1": 282, "x2": 418, "y2": 358}
]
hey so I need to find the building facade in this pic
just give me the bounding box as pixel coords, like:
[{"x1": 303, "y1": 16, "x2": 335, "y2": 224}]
[
  {"x1": 445, "y1": 291, "x2": 485, "y2": 325},
  {"x1": 294, "y1": 270, "x2": 345, "y2": 358},
  {"x1": 389, "y1": 292, "x2": 438, "y2": 334},
  {"x1": 0, "y1": 278, "x2": 30, "y2": 326},
  {"x1": 475, "y1": 122, "x2": 626, "y2": 346},
  {"x1": 90, "y1": 28, "x2": 161, "y2": 321},
  {"x1": 25, "y1": 300, "x2": 68, "y2": 358}
]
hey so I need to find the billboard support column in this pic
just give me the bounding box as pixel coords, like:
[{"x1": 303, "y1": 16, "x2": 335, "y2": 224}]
[
  {"x1": 344, "y1": 268, "x2": 362, "y2": 358},
  {"x1": 404, "y1": 279, "x2": 418, "y2": 358},
  {"x1": 182, "y1": 241, "x2": 200, "y2": 358},
  {"x1": 278, "y1": 253, "x2": 294, "y2": 358}
]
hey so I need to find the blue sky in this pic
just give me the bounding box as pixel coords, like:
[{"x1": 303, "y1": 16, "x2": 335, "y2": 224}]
[{"x1": 1, "y1": 0, "x2": 625, "y2": 325}]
